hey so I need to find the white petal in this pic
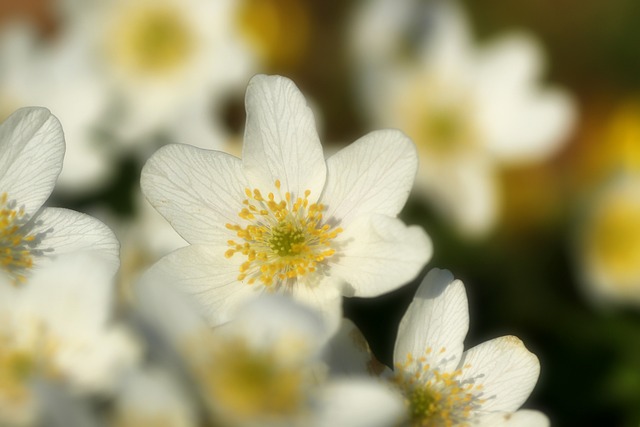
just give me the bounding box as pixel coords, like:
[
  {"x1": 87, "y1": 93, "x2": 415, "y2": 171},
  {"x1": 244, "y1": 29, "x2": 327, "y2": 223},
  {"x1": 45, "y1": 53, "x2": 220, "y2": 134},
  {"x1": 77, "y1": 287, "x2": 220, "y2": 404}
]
[
  {"x1": 325, "y1": 319, "x2": 390, "y2": 377},
  {"x1": 144, "y1": 244, "x2": 261, "y2": 327},
  {"x1": 21, "y1": 252, "x2": 116, "y2": 336},
  {"x1": 321, "y1": 129, "x2": 417, "y2": 227},
  {"x1": 29, "y1": 207, "x2": 120, "y2": 271},
  {"x1": 218, "y1": 295, "x2": 328, "y2": 367},
  {"x1": 415, "y1": 155, "x2": 499, "y2": 237},
  {"x1": 480, "y1": 88, "x2": 576, "y2": 164},
  {"x1": 57, "y1": 325, "x2": 141, "y2": 393},
  {"x1": 459, "y1": 336, "x2": 540, "y2": 413},
  {"x1": 134, "y1": 269, "x2": 212, "y2": 343},
  {"x1": 473, "y1": 34, "x2": 576, "y2": 164},
  {"x1": 312, "y1": 378, "x2": 407, "y2": 427},
  {"x1": 331, "y1": 215, "x2": 432, "y2": 298},
  {"x1": 420, "y1": 1, "x2": 474, "y2": 84},
  {"x1": 478, "y1": 410, "x2": 550, "y2": 427},
  {"x1": 115, "y1": 368, "x2": 199, "y2": 427},
  {"x1": 394, "y1": 269, "x2": 468, "y2": 375},
  {"x1": 140, "y1": 143, "x2": 248, "y2": 245},
  {"x1": 242, "y1": 74, "x2": 326, "y2": 202},
  {"x1": 289, "y1": 278, "x2": 343, "y2": 337},
  {"x1": 474, "y1": 33, "x2": 544, "y2": 99},
  {"x1": 0, "y1": 107, "x2": 64, "y2": 216}
]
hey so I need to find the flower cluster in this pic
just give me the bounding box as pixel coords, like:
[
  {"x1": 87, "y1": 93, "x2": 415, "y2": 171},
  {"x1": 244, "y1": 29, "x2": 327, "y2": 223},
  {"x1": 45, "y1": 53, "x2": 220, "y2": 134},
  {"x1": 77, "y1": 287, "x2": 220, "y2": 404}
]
[{"x1": 0, "y1": 73, "x2": 548, "y2": 426}]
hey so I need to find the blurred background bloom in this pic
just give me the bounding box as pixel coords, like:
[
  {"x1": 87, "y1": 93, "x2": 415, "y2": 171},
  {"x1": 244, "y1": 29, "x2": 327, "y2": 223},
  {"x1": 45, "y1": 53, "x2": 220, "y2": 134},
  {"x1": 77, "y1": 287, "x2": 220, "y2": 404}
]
[{"x1": 352, "y1": 0, "x2": 575, "y2": 237}]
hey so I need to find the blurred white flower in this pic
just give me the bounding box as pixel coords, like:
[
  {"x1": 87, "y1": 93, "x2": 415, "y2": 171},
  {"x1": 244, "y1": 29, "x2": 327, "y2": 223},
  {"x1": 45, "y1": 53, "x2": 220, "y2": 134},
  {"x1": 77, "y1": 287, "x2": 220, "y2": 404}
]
[
  {"x1": 0, "y1": 24, "x2": 113, "y2": 192},
  {"x1": 575, "y1": 173, "x2": 640, "y2": 305},
  {"x1": 141, "y1": 74, "x2": 432, "y2": 333},
  {"x1": 352, "y1": 0, "x2": 576, "y2": 236},
  {"x1": 62, "y1": 0, "x2": 255, "y2": 148},
  {"x1": 391, "y1": 269, "x2": 541, "y2": 426},
  {"x1": 0, "y1": 108, "x2": 118, "y2": 284},
  {"x1": 0, "y1": 253, "x2": 140, "y2": 425},
  {"x1": 135, "y1": 274, "x2": 407, "y2": 427}
]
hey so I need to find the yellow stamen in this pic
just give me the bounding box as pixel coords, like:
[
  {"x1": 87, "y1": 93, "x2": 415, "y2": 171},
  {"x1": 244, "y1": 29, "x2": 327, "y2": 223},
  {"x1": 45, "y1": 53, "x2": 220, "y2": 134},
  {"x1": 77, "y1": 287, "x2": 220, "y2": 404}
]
[
  {"x1": 393, "y1": 348, "x2": 485, "y2": 427},
  {"x1": 0, "y1": 193, "x2": 38, "y2": 285},
  {"x1": 225, "y1": 182, "x2": 342, "y2": 288}
]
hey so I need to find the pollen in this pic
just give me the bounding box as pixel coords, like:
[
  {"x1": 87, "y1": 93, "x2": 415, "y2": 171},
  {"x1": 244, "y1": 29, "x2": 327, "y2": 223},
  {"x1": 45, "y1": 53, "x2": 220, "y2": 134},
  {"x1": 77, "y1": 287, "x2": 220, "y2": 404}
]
[
  {"x1": 0, "y1": 193, "x2": 38, "y2": 285},
  {"x1": 225, "y1": 181, "x2": 342, "y2": 288},
  {"x1": 393, "y1": 348, "x2": 485, "y2": 427}
]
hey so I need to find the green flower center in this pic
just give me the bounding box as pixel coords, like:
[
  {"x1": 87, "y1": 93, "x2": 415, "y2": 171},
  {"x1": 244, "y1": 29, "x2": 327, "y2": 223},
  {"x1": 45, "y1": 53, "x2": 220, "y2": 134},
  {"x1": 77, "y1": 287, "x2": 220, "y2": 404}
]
[{"x1": 268, "y1": 222, "x2": 306, "y2": 257}]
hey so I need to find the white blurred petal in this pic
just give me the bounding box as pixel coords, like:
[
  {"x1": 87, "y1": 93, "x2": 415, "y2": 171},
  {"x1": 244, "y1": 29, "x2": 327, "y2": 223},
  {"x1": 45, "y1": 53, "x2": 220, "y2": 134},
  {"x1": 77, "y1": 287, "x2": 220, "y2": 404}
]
[{"x1": 313, "y1": 378, "x2": 407, "y2": 427}]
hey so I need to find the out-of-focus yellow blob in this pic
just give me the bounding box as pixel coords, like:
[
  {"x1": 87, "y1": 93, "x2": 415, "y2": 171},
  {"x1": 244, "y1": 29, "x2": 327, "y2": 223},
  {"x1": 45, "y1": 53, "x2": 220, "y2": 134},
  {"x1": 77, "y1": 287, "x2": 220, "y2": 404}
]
[
  {"x1": 199, "y1": 337, "x2": 304, "y2": 422},
  {"x1": 574, "y1": 101, "x2": 640, "y2": 189},
  {"x1": 577, "y1": 174, "x2": 640, "y2": 304},
  {"x1": 586, "y1": 187, "x2": 640, "y2": 289},
  {"x1": 107, "y1": 4, "x2": 195, "y2": 77},
  {"x1": 237, "y1": 0, "x2": 310, "y2": 71}
]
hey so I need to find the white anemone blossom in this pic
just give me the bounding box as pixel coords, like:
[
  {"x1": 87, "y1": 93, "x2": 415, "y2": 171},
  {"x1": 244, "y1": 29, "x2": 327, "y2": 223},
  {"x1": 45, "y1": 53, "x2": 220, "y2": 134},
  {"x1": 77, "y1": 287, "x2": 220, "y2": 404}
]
[
  {"x1": 0, "y1": 24, "x2": 113, "y2": 192},
  {"x1": 136, "y1": 273, "x2": 408, "y2": 427},
  {"x1": 389, "y1": 269, "x2": 541, "y2": 426},
  {"x1": 60, "y1": 0, "x2": 254, "y2": 147},
  {"x1": 0, "y1": 253, "x2": 140, "y2": 426},
  {"x1": 141, "y1": 74, "x2": 432, "y2": 332},
  {"x1": 352, "y1": 0, "x2": 576, "y2": 236},
  {"x1": 0, "y1": 107, "x2": 118, "y2": 284}
]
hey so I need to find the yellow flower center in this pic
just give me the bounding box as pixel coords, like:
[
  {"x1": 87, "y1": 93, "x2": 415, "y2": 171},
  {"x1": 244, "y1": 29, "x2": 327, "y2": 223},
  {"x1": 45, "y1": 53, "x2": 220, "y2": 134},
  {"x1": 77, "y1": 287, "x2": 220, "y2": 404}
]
[
  {"x1": 587, "y1": 193, "x2": 640, "y2": 286},
  {"x1": 0, "y1": 326, "x2": 57, "y2": 407},
  {"x1": 394, "y1": 348, "x2": 484, "y2": 427},
  {"x1": 199, "y1": 337, "x2": 305, "y2": 422},
  {"x1": 108, "y1": 4, "x2": 195, "y2": 76},
  {"x1": 0, "y1": 348, "x2": 33, "y2": 403},
  {"x1": 0, "y1": 193, "x2": 38, "y2": 285},
  {"x1": 225, "y1": 180, "x2": 342, "y2": 288}
]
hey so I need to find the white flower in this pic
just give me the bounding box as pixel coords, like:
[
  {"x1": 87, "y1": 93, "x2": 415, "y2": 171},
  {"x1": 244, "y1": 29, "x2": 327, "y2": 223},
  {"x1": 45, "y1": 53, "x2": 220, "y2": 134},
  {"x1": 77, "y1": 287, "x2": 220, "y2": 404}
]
[
  {"x1": 135, "y1": 272, "x2": 408, "y2": 427},
  {"x1": 61, "y1": 0, "x2": 255, "y2": 146},
  {"x1": 574, "y1": 173, "x2": 640, "y2": 305},
  {"x1": 390, "y1": 268, "x2": 541, "y2": 426},
  {"x1": 0, "y1": 253, "x2": 140, "y2": 425},
  {"x1": 0, "y1": 24, "x2": 113, "y2": 192},
  {"x1": 0, "y1": 107, "x2": 118, "y2": 283},
  {"x1": 141, "y1": 74, "x2": 432, "y2": 331},
  {"x1": 352, "y1": 0, "x2": 576, "y2": 236}
]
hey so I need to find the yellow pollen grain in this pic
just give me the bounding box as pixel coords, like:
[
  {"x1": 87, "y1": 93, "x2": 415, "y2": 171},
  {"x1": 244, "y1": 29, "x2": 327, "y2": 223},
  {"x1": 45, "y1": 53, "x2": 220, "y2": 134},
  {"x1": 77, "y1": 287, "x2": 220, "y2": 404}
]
[
  {"x1": 224, "y1": 182, "x2": 342, "y2": 288},
  {"x1": 0, "y1": 193, "x2": 37, "y2": 285}
]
